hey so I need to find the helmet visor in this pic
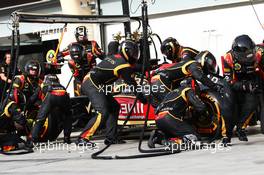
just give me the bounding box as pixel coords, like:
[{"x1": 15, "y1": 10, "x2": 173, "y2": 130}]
[
  {"x1": 76, "y1": 26, "x2": 87, "y2": 42},
  {"x1": 28, "y1": 65, "x2": 39, "y2": 77},
  {"x1": 233, "y1": 48, "x2": 255, "y2": 63}
]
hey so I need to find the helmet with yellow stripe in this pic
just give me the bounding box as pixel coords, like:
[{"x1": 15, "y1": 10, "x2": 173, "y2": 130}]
[
  {"x1": 119, "y1": 40, "x2": 140, "y2": 64},
  {"x1": 160, "y1": 37, "x2": 180, "y2": 62},
  {"x1": 195, "y1": 51, "x2": 219, "y2": 75}
]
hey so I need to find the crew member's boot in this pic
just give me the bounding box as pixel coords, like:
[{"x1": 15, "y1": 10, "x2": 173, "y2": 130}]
[
  {"x1": 236, "y1": 128, "x2": 248, "y2": 142},
  {"x1": 76, "y1": 137, "x2": 97, "y2": 147},
  {"x1": 148, "y1": 130, "x2": 165, "y2": 148}
]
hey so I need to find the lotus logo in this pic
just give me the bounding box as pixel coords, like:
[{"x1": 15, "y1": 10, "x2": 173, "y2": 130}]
[{"x1": 234, "y1": 63, "x2": 241, "y2": 71}]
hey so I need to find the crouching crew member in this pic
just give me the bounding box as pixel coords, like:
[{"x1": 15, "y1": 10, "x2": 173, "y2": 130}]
[
  {"x1": 0, "y1": 60, "x2": 42, "y2": 151},
  {"x1": 149, "y1": 80, "x2": 206, "y2": 148},
  {"x1": 31, "y1": 74, "x2": 72, "y2": 144},
  {"x1": 151, "y1": 42, "x2": 222, "y2": 107}
]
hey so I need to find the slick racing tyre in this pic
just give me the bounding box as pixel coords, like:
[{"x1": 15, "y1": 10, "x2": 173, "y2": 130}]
[{"x1": 192, "y1": 91, "x2": 223, "y2": 141}]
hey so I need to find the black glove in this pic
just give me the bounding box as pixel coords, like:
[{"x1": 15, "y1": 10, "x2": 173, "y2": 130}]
[
  {"x1": 149, "y1": 59, "x2": 160, "y2": 70},
  {"x1": 180, "y1": 78, "x2": 193, "y2": 88},
  {"x1": 242, "y1": 81, "x2": 260, "y2": 93},
  {"x1": 213, "y1": 84, "x2": 225, "y2": 94},
  {"x1": 28, "y1": 86, "x2": 41, "y2": 104},
  {"x1": 57, "y1": 52, "x2": 65, "y2": 63},
  {"x1": 155, "y1": 102, "x2": 165, "y2": 115}
]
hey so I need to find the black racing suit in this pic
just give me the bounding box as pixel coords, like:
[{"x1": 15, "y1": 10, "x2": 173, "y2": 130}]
[
  {"x1": 151, "y1": 57, "x2": 220, "y2": 107},
  {"x1": 155, "y1": 84, "x2": 206, "y2": 139},
  {"x1": 256, "y1": 44, "x2": 264, "y2": 129},
  {"x1": 80, "y1": 54, "x2": 146, "y2": 142},
  {"x1": 222, "y1": 48, "x2": 264, "y2": 133},
  {"x1": 152, "y1": 46, "x2": 199, "y2": 75},
  {"x1": 0, "y1": 75, "x2": 42, "y2": 147},
  {"x1": 197, "y1": 74, "x2": 232, "y2": 139},
  {"x1": 31, "y1": 77, "x2": 72, "y2": 142},
  {"x1": 178, "y1": 47, "x2": 199, "y2": 61},
  {"x1": 62, "y1": 40, "x2": 104, "y2": 96},
  {"x1": 0, "y1": 62, "x2": 12, "y2": 101}
]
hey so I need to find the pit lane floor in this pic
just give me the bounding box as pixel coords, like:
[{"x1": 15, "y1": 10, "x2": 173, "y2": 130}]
[{"x1": 1, "y1": 126, "x2": 264, "y2": 175}]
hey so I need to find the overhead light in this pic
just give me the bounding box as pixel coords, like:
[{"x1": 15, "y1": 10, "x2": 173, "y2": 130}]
[
  {"x1": 80, "y1": 0, "x2": 88, "y2": 8},
  {"x1": 80, "y1": 0, "x2": 97, "y2": 14}
]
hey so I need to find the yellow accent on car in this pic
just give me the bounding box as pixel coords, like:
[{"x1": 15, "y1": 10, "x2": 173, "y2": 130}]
[{"x1": 118, "y1": 120, "x2": 156, "y2": 126}]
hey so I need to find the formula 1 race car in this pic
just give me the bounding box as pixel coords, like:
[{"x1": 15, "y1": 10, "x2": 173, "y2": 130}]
[{"x1": 113, "y1": 73, "x2": 233, "y2": 141}]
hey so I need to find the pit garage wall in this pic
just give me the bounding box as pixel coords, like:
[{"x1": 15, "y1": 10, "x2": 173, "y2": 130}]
[
  {"x1": 101, "y1": 0, "x2": 257, "y2": 16},
  {"x1": 102, "y1": 0, "x2": 264, "y2": 74},
  {"x1": 0, "y1": 0, "x2": 100, "y2": 97}
]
